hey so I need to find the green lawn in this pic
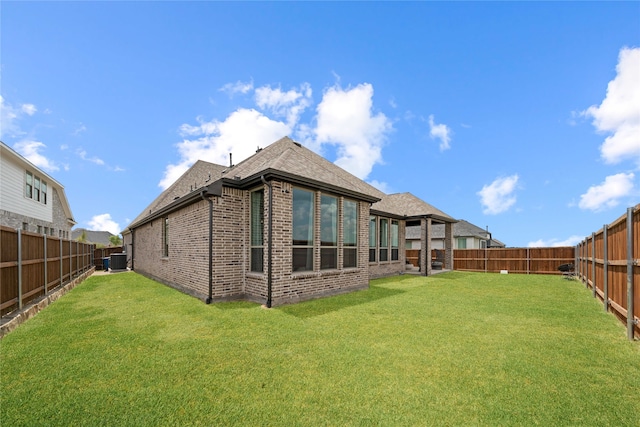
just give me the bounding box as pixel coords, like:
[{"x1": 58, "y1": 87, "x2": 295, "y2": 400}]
[{"x1": 1, "y1": 271, "x2": 638, "y2": 426}]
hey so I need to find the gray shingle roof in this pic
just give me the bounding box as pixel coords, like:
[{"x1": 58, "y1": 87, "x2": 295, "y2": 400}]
[
  {"x1": 371, "y1": 192, "x2": 456, "y2": 222},
  {"x1": 71, "y1": 228, "x2": 115, "y2": 246},
  {"x1": 407, "y1": 219, "x2": 504, "y2": 246},
  {"x1": 223, "y1": 137, "x2": 385, "y2": 200},
  {"x1": 127, "y1": 137, "x2": 385, "y2": 229}
]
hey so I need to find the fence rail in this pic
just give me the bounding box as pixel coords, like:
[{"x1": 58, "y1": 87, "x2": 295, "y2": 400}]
[
  {"x1": 576, "y1": 205, "x2": 639, "y2": 340},
  {"x1": 93, "y1": 246, "x2": 124, "y2": 269},
  {"x1": 1, "y1": 226, "x2": 94, "y2": 317},
  {"x1": 453, "y1": 247, "x2": 575, "y2": 275}
]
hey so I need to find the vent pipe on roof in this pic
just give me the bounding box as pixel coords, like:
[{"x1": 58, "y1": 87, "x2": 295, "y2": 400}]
[{"x1": 229, "y1": 153, "x2": 233, "y2": 167}]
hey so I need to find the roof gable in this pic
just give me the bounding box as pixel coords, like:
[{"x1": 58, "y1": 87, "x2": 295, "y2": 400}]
[
  {"x1": 371, "y1": 192, "x2": 456, "y2": 222},
  {"x1": 129, "y1": 160, "x2": 227, "y2": 226},
  {"x1": 223, "y1": 137, "x2": 385, "y2": 200}
]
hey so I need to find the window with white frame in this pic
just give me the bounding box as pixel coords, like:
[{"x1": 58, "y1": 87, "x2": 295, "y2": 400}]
[{"x1": 25, "y1": 171, "x2": 48, "y2": 204}]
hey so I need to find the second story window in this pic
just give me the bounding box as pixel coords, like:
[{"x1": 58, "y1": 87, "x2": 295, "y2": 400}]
[{"x1": 25, "y1": 171, "x2": 47, "y2": 204}]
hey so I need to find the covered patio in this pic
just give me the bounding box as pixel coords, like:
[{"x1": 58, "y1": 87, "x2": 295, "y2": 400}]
[{"x1": 371, "y1": 193, "x2": 456, "y2": 276}]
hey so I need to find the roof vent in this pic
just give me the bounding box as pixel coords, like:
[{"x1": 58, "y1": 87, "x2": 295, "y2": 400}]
[
  {"x1": 293, "y1": 142, "x2": 302, "y2": 147},
  {"x1": 233, "y1": 176, "x2": 241, "y2": 181}
]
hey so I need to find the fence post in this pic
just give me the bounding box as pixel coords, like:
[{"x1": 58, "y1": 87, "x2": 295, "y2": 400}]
[
  {"x1": 17, "y1": 229, "x2": 23, "y2": 310},
  {"x1": 59, "y1": 238, "x2": 63, "y2": 287},
  {"x1": 626, "y1": 207, "x2": 635, "y2": 341},
  {"x1": 591, "y1": 233, "x2": 596, "y2": 297},
  {"x1": 603, "y1": 225, "x2": 608, "y2": 313},
  {"x1": 69, "y1": 239, "x2": 72, "y2": 280},
  {"x1": 44, "y1": 234, "x2": 48, "y2": 294}
]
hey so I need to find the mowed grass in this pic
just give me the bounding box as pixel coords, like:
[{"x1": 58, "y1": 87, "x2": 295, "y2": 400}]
[{"x1": 1, "y1": 271, "x2": 638, "y2": 426}]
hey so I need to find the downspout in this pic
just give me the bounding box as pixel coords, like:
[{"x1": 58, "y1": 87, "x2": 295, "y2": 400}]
[
  {"x1": 261, "y1": 176, "x2": 273, "y2": 308},
  {"x1": 201, "y1": 191, "x2": 214, "y2": 304}
]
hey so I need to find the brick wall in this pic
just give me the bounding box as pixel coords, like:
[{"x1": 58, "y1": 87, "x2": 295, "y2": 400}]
[{"x1": 131, "y1": 180, "x2": 406, "y2": 306}]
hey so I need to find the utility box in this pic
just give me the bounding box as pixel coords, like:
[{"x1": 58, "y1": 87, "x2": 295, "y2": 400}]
[{"x1": 110, "y1": 253, "x2": 127, "y2": 271}]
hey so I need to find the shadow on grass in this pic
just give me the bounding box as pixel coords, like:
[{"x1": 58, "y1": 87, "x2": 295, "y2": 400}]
[{"x1": 278, "y1": 285, "x2": 405, "y2": 319}]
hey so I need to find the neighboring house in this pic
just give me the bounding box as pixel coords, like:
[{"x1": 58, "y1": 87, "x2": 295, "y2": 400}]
[
  {"x1": 0, "y1": 141, "x2": 76, "y2": 237},
  {"x1": 123, "y1": 137, "x2": 456, "y2": 307},
  {"x1": 71, "y1": 228, "x2": 117, "y2": 246},
  {"x1": 407, "y1": 219, "x2": 505, "y2": 250}
]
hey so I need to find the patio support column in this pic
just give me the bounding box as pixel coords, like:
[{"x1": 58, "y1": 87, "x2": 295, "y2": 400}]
[
  {"x1": 444, "y1": 222, "x2": 453, "y2": 270},
  {"x1": 419, "y1": 218, "x2": 428, "y2": 276}
]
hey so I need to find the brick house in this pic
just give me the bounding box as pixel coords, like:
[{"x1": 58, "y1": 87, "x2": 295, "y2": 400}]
[
  {"x1": 123, "y1": 137, "x2": 455, "y2": 306},
  {"x1": 0, "y1": 141, "x2": 76, "y2": 237}
]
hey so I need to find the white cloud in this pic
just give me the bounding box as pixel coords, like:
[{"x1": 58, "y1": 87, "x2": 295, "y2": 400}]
[
  {"x1": 21, "y1": 104, "x2": 37, "y2": 116},
  {"x1": 255, "y1": 83, "x2": 312, "y2": 127},
  {"x1": 477, "y1": 175, "x2": 519, "y2": 215},
  {"x1": 161, "y1": 81, "x2": 392, "y2": 189},
  {"x1": 88, "y1": 213, "x2": 121, "y2": 235},
  {"x1": 13, "y1": 140, "x2": 59, "y2": 172},
  {"x1": 0, "y1": 96, "x2": 35, "y2": 138},
  {"x1": 77, "y1": 148, "x2": 105, "y2": 165},
  {"x1": 219, "y1": 80, "x2": 254, "y2": 97},
  {"x1": 582, "y1": 47, "x2": 640, "y2": 165},
  {"x1": 314, "y1": 83, "x2": 392, "y2": 179},
  {"x1": 160, "y1": 108, "x2": 290, "y2": 189},
  {"x1": 367, "y1": 179, "x2": 392, "y2": 194},
  {"x1": 578, "y1": 172, "x2": 635, "y2": 211},
  {"x1": 428, "y1": 114, "x2": 452, "y2": 151},
  {"x1": 528, "y1": 235, "x2": 583, "y2": 248}
]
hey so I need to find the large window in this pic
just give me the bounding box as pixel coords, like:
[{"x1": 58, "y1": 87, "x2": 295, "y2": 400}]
[
  {"x1": 391, "y1": 220, "x2": 399, "y2": 261},
  {"x1": 379, "y1": 218, "x2": 389, "y2": 261},
  {"x1": 343, "y1": 200, "x2": 358, "y2": 268},
  {"x1": 162, "y1": 217, "x2": 169, "y2": 257},
  {"x1": 369, "y1": 216, "x2": 376, "y2": 262},
  {"x1": 250, "y1": 190, "x2": 264, "y2": 272},
  {"x1": 292, "y1": 188, "x2": 314, "y2": 271},
  {"x1": 320, "y1": 195, "x2": 337, "y2": 269},
  {"x1": 25, "y1": 171, "x2": 47, "y2": 205}
]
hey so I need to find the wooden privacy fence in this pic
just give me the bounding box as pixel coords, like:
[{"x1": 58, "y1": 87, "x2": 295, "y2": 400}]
[
  {"x1": 93, "y1": 246, "x2": 124, "y2": 269},
  {"x1": 454, "y1": 247, "x2": 575, "y2": 275},
  {"x1": 0, "y1": 226, "x2": 94, "y2": 317},
  {"x1": 576, "y1": 205, "x2": 639, "y2": 340}
]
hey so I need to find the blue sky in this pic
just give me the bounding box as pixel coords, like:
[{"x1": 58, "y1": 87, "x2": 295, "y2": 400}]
[{"x1": 1, "y1": 2, "x2": 639, "y2": 247}]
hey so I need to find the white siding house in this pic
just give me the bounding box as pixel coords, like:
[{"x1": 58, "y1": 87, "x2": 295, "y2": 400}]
[{"x1": 0, "y1": 141, "x2": 75, "y2": 237}]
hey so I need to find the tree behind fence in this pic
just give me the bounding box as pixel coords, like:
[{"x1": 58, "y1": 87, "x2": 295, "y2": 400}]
[{"x1": 0, "y1": 226, "x2": 94, "y2": 317}]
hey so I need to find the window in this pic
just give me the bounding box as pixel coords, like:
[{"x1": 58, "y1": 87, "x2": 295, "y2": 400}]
[
  {"x1": 23, "y1": 222, "x2": 29, "y2": 232},
  {"x1": 25, "y1": 172, "x2": 33, "y2": 198},
  {"x1": 37, "y1": 225, "x2": 42, "y2": 234},
  {"x1": 457, "y1": 238, "x2": 467, "y2": 249},
  {"x1": 250, "y1": 190, "x2": 264, "y2": 272},
  {"x1": 34, "y1": 177, "x2": 40, "y2": 202},
  {"x1": 369, "y1": 216, "x2": 376, "y2": 262},
  {"x1": 391, "y1": 220, "x2": 399, "y2": 261},
  {"x1": 25, "y1": 172, "x2": 47, "y2": 204},
  {"x1": 343, "y1": 199, "x2": 358, "y2": 268},
  {"x1": 292, "y1": 188, "x2": 314, "y2": 272},
  {"x1": 41, "y1": 181, "x2": 47, "y2": 204},
  {"x1": 162, "y1": 217, "x2": 169, "y2": 257},
  {"x1": 320, "y1": 195, "x2": 338, "y2": 269},
  {"x1": 379, "y1": 218, "x2": 389, "y2": 261}
]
